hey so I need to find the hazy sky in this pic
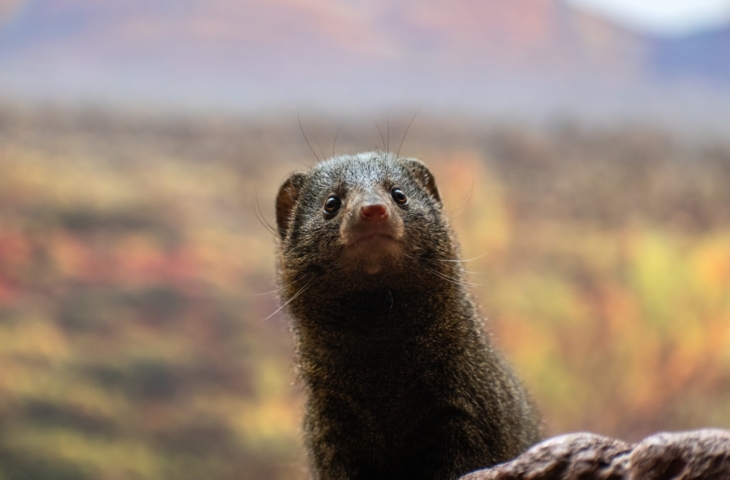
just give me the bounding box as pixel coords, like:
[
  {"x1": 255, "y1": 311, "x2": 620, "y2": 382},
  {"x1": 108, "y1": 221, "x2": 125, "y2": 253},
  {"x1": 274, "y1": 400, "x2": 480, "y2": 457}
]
[
  {"x1": 566, "y1": 0, "x2": 730, "y2": 34},
  {"x1": 2, "y1": 1, "x2": 730, "y2": 35}
]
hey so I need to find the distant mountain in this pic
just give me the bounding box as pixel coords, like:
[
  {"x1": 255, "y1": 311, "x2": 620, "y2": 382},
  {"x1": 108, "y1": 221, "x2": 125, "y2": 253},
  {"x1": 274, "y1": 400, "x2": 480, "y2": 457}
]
[
  {"x1": 651, "y1": 25, "x2": 730, "y2": 81},
  {"x1": 0, "y1": 0, "x2": 642, "y2": 73},
  {"x1": 0, "y1": 0, "x2": 728, "y2": 131}
]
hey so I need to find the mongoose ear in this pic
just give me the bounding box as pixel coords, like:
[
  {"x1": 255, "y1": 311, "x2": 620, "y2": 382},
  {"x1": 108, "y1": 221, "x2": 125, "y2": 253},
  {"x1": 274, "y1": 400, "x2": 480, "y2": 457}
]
[
  {"x1": 275, "y1": 173, "x2": 307, "y2": 239},
  {"x1": 404, "y1": 159, "x2": 441, "y2": 204}
]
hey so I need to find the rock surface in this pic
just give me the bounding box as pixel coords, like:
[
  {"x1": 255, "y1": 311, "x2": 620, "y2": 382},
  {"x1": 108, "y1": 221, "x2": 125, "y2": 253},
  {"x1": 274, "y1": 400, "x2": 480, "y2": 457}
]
[{"x1": 461, "y1": 429, "x2": 730, "y2": 480}]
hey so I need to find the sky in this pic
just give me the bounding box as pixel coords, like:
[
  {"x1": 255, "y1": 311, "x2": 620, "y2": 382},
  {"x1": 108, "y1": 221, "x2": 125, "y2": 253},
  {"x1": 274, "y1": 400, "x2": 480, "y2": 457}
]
[
  {"x1": 566, "y1": 0, "x2": 730, "y2": 35},
  {"x1": 2, "y1": 0, "x2": 730, "y2": 35},
  {"x1": 1, "y1": 0, "x2": 730, "y2": 36}
]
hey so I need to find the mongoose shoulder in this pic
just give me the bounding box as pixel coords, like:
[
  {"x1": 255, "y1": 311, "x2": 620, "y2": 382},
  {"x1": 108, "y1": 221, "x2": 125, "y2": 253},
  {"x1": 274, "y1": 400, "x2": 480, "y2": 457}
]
[{"x1": 275, "y1": 152, "x2": 541, "y2": 480}]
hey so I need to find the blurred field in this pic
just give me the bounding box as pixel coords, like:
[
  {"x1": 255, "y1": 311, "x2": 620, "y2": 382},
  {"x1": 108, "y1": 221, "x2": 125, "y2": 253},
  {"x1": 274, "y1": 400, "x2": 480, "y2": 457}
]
[{"x1": 1, "y1": 104, "x2": 729, "y2": 480}]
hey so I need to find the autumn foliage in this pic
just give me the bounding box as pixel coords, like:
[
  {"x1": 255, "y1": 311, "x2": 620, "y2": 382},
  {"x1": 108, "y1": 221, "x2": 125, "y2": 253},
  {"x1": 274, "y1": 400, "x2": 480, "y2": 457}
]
[{"x1": 0, "y1": 106, "x2": 729, "y2": 480}]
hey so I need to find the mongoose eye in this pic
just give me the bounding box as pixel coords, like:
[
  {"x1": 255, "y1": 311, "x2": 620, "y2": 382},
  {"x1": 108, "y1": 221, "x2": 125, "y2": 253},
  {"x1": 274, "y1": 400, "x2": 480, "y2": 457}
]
[
  {"x1": 391, "y1": 188, "x2": 408, "y2": 205},
  {"x1": 323, "y1": 195, "x2": 342, "y2": 215}
]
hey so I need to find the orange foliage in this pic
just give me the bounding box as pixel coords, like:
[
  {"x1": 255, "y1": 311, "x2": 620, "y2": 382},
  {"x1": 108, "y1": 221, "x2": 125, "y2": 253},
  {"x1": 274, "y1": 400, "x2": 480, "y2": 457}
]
[{"x1": 0, "y1": 107, "x2": 729, "y2": 478}]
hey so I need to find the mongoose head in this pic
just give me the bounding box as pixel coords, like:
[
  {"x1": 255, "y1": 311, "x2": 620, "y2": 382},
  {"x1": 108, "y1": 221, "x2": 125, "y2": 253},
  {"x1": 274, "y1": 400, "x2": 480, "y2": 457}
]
[{"x1": 275, "y1": 152, "x2": 457, "y2": 293}]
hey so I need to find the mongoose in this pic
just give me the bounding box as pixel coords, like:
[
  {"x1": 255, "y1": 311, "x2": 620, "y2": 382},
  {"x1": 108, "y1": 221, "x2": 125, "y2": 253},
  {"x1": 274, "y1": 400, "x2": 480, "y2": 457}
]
[{"x1": 275, "y1": 152, "x2": 541, "y2": 480}]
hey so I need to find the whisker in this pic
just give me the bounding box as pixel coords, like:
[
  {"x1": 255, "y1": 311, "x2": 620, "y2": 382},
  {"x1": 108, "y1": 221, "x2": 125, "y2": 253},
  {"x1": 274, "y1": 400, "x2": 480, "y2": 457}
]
[
  {"x1": 462, "y1": 270, "x2": 485, "y2": 275},
  {"x1": 332, "y1": 126, "x2": 343, "y2": 159},
  {"x1": 401, "y1": 251, "x2": 483, "y2": 285},
  {"x1": 294, "y1": 158, "x2": 311, "y2": 168},
  {"x1": 252, "y1": 188, "x2": 278, "y2": 237},
  {"x1": 422, "y1": 265, "x2": 482, "y2": 287},
  {"x1": 437, "y1": 253, "x2": 488, "y2": 263},
  {"x1": 400, "y1": 251, "x2": 418, "y2": 262},
  {"x1": 371, "y1": 115, "x2": 387, "y2": 152},
  {"x1": 316, "y1": 139, "x2": 327, "y2": 162},
  {"x1": 262, "y1": 278, "x2": 314, "y2": 321},
  {"x1": 298, "y1": 109, "x2": 320, "y2": 163},
  {"x1": 386, "y1": 117, "x2": 390, "y2": 153},
  {"x1": 247, "y1": 274, "x2": 313, "y2": 296},
  {"x1": 246, "y1": 285, "x2": 285, "y2": 296},
  {"x1": 396, "y1": 104, "x2": 421, "y2": 161}
]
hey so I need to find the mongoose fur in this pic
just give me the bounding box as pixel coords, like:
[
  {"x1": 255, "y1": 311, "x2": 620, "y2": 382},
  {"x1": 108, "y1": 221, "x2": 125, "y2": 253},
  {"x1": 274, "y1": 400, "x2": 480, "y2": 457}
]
[{"x1": 275, "y1": 152, "x2": 541, "y2": 480}]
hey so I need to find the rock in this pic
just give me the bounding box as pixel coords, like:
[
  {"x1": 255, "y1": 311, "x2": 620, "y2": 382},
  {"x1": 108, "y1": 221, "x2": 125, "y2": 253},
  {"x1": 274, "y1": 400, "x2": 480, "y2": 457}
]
[
  {"x1": 629, "y1": 429, "x2": 730, "y2": 480},
  {"x1": 460, "y1": 429, "x2": 730, "y2": 480},
  {"x1": 460, "y1": 433, "x2": 632, "y2": 480}
]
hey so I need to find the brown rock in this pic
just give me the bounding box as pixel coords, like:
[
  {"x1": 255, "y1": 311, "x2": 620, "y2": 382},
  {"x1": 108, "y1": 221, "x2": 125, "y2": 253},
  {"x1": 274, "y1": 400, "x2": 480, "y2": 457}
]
[
  {"x1": 461, "y1": 429, "x2": 730, "y2": 480},
  {"x1": 629, "y1": 430, "x2": 730, "y2": 480},
  {"x1": 460, "y1": 433, "x2": 632, "y2": 480}
]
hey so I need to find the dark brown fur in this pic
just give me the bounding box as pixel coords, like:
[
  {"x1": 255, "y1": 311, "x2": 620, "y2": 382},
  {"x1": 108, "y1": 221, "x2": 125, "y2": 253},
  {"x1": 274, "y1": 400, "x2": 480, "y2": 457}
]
[{"x1": 275, "y1": 152, "x2": 541, "y2": 480}]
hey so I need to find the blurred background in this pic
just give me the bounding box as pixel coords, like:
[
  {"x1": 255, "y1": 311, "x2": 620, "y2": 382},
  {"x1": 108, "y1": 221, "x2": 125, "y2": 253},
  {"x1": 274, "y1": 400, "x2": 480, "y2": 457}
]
[{"x1": 1, "y1": 1, "x2": 730, "y2": 479}]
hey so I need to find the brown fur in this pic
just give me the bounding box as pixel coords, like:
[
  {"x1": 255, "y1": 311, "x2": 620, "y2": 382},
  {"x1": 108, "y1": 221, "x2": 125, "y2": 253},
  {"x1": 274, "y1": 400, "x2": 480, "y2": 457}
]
[{"x1": 275, "y1": 152, "x2": 541, "y2": 480}]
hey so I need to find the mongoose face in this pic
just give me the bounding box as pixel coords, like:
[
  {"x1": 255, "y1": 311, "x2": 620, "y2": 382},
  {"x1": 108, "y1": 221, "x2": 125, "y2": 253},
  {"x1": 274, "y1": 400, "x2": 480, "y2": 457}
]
[{"x1": 276, "y1": 152, "x2": 456, "y2": 291}]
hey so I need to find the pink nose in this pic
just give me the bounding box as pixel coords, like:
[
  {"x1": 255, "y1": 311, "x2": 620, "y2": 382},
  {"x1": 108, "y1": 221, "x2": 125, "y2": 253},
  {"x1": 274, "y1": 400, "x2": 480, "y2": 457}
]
[{"x1": 360, "y1": 204, "x2": 389, "y2": 222}]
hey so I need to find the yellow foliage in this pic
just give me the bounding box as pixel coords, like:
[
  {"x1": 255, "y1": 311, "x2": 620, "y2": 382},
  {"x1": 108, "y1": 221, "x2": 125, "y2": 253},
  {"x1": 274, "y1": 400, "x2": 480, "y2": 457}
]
[
  {"x1": 2, "y1": 109, "x2": 730, "y2": 477},
  {"x1": 436, "y1": 151, "x2": 511, "y2": 258}
]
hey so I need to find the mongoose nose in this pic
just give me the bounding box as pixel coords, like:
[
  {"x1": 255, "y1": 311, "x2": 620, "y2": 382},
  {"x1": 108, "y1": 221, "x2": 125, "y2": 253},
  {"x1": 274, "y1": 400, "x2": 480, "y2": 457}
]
[{"x1": 360, "y1": 204, "x2": 389, "y2": 222}]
